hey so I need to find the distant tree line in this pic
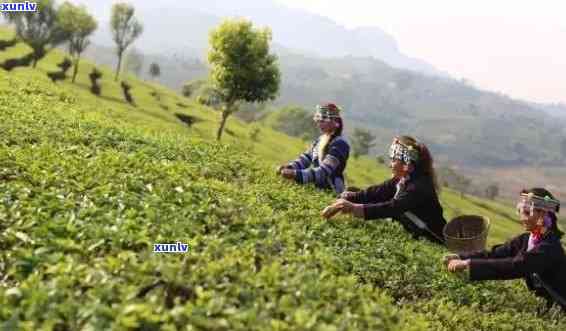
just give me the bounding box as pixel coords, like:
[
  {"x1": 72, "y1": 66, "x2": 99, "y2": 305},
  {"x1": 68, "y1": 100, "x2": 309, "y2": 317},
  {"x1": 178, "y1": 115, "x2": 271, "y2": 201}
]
[{"x1": 1, "y1": 0, "x2": 147, "y2": 105}]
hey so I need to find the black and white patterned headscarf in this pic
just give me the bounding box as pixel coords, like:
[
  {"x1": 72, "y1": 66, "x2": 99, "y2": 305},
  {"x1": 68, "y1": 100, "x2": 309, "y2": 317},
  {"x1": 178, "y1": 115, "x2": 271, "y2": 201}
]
[
  {"x1": 516, "y1": 191, "x2": 560, "y2": 217},
  {"x1": 389, "y1": 138, "x2": 419, "y2": 164},
  {"x1": 313, "y1": 103, "x2": 342, "y2": 122}
]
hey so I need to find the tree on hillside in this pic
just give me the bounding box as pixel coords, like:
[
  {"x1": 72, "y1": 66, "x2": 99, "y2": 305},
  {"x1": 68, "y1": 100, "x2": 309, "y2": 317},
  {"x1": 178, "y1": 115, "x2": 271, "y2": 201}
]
[
  {"x1": 208, "y1": 19, "x2": 280, "y2": 141},
  {"x1": 125, "y1": 47, "x2": 144, "y2": 77},
  {"x1": 485, "y1": 183, "x2": 499, "y2": 200},
  {"x1": 110, "y1": 2, "x2": 143, "y2": 81},
  {"x1": 351, "y1": 127, "x2": 377, "y2": 159},
  {"x1": 57, "y1": 1, "x2": 97, "y2": 83},
  {"x1": 2, "y1": 0, "x2": 67, "y2": 68},
  {"x1": 182, "y1": 79, "x2": 207, "y2": 98},
  {"x1": 149, "y1": 62, "x2": 160, "y2": 80}
]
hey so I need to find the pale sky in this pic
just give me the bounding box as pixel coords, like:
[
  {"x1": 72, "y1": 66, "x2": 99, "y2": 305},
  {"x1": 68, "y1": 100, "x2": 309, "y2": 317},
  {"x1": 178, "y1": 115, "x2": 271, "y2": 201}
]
[{"x1": 278, "y1": 0, "x2": 566, "y2": 104}]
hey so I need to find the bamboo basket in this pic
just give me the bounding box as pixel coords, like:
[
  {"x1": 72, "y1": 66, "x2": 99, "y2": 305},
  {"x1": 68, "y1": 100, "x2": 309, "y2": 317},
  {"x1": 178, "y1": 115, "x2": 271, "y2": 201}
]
[{"x1": 443, "y1": 215, "x2": 490, "y2": 254}]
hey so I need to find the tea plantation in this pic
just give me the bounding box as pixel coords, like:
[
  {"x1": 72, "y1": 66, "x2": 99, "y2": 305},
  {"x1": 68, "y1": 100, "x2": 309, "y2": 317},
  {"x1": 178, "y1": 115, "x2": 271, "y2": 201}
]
[{"x1": 1, "y1": 27, "x2": 565, "y2": 330}]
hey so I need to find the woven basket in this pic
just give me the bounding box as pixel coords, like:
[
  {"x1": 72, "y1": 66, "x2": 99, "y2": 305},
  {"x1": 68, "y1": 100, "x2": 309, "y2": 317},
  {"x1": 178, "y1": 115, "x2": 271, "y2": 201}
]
[{"x1": 443, "y1": 215, "x2": 490, "y2": 254}]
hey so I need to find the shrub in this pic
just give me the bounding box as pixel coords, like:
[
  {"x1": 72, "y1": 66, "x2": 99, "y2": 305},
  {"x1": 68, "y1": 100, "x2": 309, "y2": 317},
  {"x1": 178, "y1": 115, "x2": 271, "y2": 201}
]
[
  {"x1": 1, "y1": 53, "x2": 34, "y2": 71},
  {"x1": 89, "y1": 68, "x2": 102, "y2": 95},
  {"x1": 121, "y1": 81, "x2": 135, "y2": 105},
  {"x1": 0, "y1": 38, "x2": 17, "y2": 51}
]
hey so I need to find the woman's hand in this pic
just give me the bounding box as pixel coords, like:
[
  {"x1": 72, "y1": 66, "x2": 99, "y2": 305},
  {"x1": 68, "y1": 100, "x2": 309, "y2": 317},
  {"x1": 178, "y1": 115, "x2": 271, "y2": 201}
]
[
  {"x1": 447, "y1": 259, "x2": 470, "y2": 273},
  {"x1": 339, "y1": 191, "x2": 357, "y2": 200},
  {"x1": 280, "y1": 168, "x2": 296, "y2": 180},
  {"x1": 442, "y1": 254, "x2": 460, "y2": 267},
  {"x1": 321, "y1": 204, "x2": 341, "y2": 219},
  {"x1": 333, "y1": 199, "x2": 355, "y2": 213},
  {"x1": 277, "y1": 164, "x2": 293, "y2": 175},
  {"x1": 327, "y1": 199, "x2": 364, "y2": 218}
]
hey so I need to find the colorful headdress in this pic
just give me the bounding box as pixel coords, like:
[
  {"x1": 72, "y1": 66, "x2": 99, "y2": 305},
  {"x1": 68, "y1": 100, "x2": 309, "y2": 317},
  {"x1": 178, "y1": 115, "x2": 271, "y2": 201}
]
[
  {"x1": 389, "y1": 137, "x2": 419, "y2": 164},
  {"x1": 516, "y1": 190, "x2": 560, "y2": 217},
  {"x1": 313, "y1": 103, "x2": 342, "y2": 122}
]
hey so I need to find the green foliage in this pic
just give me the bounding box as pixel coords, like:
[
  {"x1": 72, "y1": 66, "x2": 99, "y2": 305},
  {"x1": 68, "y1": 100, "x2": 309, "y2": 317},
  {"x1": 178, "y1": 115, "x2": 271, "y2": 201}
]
[
  {"x1": 110, "y1": 2, "x2": 143, "y2": 81},
  {"x1": 181, "y1": 79, "x2": 207, "y2": 98},
  {"x1": 149, "y1": 62, "x2": 160, "y2": 79},
  {"x1": 249, "y1": 124, "x2": 261, "y2": 142},
  {"x1": 0, "y1": 74, "x2": 425, "y2": 330},
  {"x1": 2, "y1": 0, "x2": 67, "y2": 68},
  {"x1": 121, "y1": 81, "x2": 135, "y2": 105},
  {"x1": 89, "y1": 67, "x2": 102, "y2": 95},
  {"x1": 1, "y1": 31, "x2": 564, "y2": 328},
  {"x1": 265, "y1": 106, "x2": 319, "y2": 141},
  {"x1": 57, "y1": 1, "x2": 97, "y2": 83},
  {"x1": 208, "y1": 18, "x2": 281, "y2": 140},
  {"x1": 485, "y1": 183, "x2": 500, "y2": 200},
  {"x1": 351, "y1": 127, "x2": 376, "y2": 159},
  {"x1": 0, "y1": 25, "x2": 526, "y2": 246},
  {"x1": 46, "y1": 57, "x2": 72, "y2": 82},
  {"x1": 196, "y1": 85, "x2": 223, "y2": 109},
  {"x1": 182, "y1": 80, "x2": 225, "y2": 112}
]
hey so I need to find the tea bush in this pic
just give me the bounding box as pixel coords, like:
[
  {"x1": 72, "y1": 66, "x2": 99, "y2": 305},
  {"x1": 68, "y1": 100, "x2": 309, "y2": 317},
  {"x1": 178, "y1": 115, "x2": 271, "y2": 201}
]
[
  {"x1": 0, "y1": 75, "x2": 427, "y2": 330},
  {"x1": 1, "y1": 52, "x2": 565, "y2": 331}
]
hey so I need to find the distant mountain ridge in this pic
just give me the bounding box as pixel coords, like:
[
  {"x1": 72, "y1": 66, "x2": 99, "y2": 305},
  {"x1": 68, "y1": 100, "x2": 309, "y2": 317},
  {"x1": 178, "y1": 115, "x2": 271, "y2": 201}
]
[
  {"x1": 69, "y1": 0, "x2": 444, "y2": 76},
  {"x1": 78, "y1": 40, "x2": 566, "y2": 169},
  {"x1": 59, "y1": 1, "x2": 566, "y2": 169},
  {"x1": 529, "y1": 102, "x2": 566, "y2": 118}
]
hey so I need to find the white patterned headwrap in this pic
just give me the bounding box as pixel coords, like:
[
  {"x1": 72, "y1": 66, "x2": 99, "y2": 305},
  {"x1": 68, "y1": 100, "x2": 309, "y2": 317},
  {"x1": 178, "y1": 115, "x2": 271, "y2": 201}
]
[
  {"x1": 516, "y1": 192, "x2": 560, "y2": 216},
  {"x1": 313, "y1": 103, "x2": 342, "y2": 122},
  {"x1": 389, "y1": 138, "x2": 419, "y2": 164}
]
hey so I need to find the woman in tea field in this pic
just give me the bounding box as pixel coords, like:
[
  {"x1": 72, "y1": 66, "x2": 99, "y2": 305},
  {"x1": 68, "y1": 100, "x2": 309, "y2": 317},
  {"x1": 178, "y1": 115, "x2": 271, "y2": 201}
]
[
  {"x1": 323, "y1": 135, "x2": 447, "y2": 245},
  {"x1": 278, "y1": 103, "x2": 350, "y2": 195},
  {"x1": 445, "y1": 187, "x2": 566, "y2": 311}
]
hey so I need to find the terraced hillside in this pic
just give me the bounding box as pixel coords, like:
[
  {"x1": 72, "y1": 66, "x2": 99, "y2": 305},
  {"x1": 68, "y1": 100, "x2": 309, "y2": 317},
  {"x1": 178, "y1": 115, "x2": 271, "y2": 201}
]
[
  {"x1": 1, "y1": 27, "x2": 565, "y2": 329},
  {"x1": 0, "y1": 25, "x2": 529, "y2": 246}
]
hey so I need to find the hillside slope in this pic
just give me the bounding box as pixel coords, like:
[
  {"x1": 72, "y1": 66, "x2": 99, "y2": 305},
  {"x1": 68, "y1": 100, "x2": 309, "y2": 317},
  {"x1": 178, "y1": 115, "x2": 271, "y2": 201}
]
[
  {"x1": 2, "y1": 66, "x2": 566, "y2": 330},
  {"x1": 1, "y1": 29, "x2": 565, "y2": 329},
  {"x1": 0, "y1": 25, "x2": 548, "y2": 243},
  {"x1": 81, "y1": 30, "x2": 566, "y2": 171}
]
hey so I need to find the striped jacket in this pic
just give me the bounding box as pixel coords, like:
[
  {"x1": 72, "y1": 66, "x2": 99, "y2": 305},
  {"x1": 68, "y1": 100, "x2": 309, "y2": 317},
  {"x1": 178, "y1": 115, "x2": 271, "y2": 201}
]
[{"x1": 289, "y1": 135, "x2": 350, "y2": 195}]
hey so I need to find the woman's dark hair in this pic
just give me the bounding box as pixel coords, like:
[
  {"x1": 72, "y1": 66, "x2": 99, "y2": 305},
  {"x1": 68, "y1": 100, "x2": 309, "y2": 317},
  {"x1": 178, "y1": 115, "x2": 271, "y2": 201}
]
[
  {"x1": 398, "y1": 136, "x2": 439, "y2": 193},
  {"x1": 526, "y1": 187, "x2": 563, "y2": 238}
]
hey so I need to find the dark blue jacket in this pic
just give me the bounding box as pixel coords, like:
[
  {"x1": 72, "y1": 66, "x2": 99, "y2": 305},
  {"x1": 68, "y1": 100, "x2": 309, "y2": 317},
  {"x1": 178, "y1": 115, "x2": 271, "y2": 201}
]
[{"x1": 289, "y1": 135, "x2": 350, "y2": 195}]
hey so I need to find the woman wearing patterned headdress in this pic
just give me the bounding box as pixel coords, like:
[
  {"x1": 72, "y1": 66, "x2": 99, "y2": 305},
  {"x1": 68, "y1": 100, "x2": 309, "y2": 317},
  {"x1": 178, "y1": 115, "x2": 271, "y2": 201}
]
[
  {"x1": 322, "y1": 135, "x2": 447, "y2": 245},
  {"x1": 278, "y1": 103, "x2": 350, "y2": 195},
  {"x1": 445, "y1": 188, "x2": 566, "y2": 311}
]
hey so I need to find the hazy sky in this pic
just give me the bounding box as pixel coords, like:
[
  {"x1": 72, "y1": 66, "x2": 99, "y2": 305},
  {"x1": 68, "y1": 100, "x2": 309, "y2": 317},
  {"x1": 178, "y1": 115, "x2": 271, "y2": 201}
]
[{"x1": 278, "y1": 0, "x2": 566, "y2": 104}]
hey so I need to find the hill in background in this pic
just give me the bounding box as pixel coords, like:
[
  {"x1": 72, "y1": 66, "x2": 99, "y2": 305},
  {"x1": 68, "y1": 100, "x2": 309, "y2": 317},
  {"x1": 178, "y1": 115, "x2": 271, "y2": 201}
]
[{"x1": 67, "y1": 0, "x2": 444, "y2": 76}]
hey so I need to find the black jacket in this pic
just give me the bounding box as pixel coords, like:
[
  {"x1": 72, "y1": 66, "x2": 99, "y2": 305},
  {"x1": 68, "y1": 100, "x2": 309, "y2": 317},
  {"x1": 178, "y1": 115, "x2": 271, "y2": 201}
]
[
  {"x1": 345, "y1": 175, "x2": 447, "y2": 245},
  {"x1": 459, "y1": 232, "x2": 566, "y2": 309}
]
